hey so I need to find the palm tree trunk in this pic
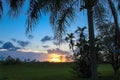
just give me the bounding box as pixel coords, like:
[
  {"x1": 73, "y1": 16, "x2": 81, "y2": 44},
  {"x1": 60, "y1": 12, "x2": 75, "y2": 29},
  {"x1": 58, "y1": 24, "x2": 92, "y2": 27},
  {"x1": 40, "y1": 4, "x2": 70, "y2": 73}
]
[
  {"x1": 108, "y1": 0, "x2": 119, "y2": 47},
  {"x1": 87, "y1": 8, "x2": 98, "y2": 80}
]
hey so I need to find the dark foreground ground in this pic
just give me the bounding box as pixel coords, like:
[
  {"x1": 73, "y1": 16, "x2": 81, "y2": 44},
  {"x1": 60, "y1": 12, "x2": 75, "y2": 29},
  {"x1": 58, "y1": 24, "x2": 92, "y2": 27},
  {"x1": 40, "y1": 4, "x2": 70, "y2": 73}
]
[{"x1": 0, "y1": 62, "x2": 119, "y2": 80}]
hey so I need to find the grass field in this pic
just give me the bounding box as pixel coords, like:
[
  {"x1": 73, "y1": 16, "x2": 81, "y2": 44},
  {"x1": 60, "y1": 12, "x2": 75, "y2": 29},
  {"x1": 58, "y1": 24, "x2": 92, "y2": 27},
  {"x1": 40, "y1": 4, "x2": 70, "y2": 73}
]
[{"x1": 0, "y1": 63, "x2": 119, "y2": 80}]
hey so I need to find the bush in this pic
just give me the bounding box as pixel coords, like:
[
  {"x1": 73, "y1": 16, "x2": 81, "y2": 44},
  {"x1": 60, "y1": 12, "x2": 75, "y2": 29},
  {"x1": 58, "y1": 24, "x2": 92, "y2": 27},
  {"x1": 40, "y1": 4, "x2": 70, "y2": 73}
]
[{"x1": 73, "y1": 56, "x2": 91, "y2": 78}]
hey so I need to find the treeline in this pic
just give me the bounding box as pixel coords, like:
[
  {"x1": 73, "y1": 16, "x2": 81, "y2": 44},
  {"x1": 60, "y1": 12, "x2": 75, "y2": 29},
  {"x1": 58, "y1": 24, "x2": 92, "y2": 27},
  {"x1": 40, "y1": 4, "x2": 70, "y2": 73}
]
[{"x1": 0, "y1": 56, "x2": 38, "y2": 65}]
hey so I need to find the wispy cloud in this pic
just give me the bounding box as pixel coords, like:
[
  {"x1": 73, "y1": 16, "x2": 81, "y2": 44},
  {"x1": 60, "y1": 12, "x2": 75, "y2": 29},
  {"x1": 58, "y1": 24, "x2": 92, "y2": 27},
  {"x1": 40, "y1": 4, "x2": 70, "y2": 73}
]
[
  {"x1": 17, "y1": 41, "x2": 30, "y2": 47},
  {"x1": 47, "y1": 48, "x2": 69, "y2": 55},
  {"x1": 42, "y1": 45, "x2": 49, "y2": 48},
  {"x1": 0, "y1": 40, "x2": 3, "y2": 44},
  {"x1": 28, "y1": 35, "x2": 34, "y2": 40},
  {"x1": 11, "y1": 38, "x2": 17, "y2": 42}
]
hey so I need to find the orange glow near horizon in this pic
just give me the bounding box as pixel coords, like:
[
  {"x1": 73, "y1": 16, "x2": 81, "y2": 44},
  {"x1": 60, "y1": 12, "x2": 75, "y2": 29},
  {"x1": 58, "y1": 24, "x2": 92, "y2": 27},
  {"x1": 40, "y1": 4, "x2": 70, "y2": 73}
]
[{"x1": 48, "y1": 54, "x2": 66, "y2": 62}]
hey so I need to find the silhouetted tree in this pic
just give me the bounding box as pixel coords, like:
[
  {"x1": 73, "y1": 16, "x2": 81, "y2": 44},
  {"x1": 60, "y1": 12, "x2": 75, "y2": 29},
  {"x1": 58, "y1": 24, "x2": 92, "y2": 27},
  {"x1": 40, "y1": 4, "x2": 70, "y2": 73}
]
[
  {"x1": 97, "y1": 22, "x2": 120, "y2": 78},
  {"x1": 2, "y1": 56, "x2": 22, "y2": 65},
  {"x1": 31, "y1": 59, "x2": 37, "y2": 63},
  {"x1": 66, "y1": 26, "x2": 102, "y2": 78},
  {"x1": 66, "y1": 27, "x2": 91, "y2": 78},
  {"x1": 27, "y1": 58, "x2": 30, "y2": 62}
]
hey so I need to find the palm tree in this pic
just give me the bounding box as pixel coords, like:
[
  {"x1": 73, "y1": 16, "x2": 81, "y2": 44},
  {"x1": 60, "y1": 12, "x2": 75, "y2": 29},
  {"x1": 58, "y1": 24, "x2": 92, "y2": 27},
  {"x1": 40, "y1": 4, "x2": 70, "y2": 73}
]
[
  {"x1": 75, "y1": 26, "x2": 87, "y2": 39},
  {"x1": 0, "y1": 0, "x2": 109, "y2": 80},
  {"x1": 85, "y1": 1, "x2": 98, "y2": 80},
  {"x1": 108, "y1": 0, "x2": 119, "y2": 47}
]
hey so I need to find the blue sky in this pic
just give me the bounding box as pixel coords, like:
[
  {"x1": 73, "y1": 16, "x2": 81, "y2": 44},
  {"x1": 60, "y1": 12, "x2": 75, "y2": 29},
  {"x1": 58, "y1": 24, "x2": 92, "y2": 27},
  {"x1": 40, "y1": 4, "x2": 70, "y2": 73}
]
[{"x1": 0, "y1": 2, "x2": 88, "y2": 54}]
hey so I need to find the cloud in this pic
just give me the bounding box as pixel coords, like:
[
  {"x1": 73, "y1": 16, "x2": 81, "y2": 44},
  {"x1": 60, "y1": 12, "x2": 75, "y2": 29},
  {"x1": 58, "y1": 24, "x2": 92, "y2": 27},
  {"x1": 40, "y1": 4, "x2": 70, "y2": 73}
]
[
  {"x1": 42, "y1": 45, "x2": 49, "y2": 48},
  {"x1": 53, "y1": 41, "x2": 59, "y2": 45},
  {"x1": 0, "y1": 41, "x2": 3, "y2": 44},
  {"x1": 28, "y1": 35, "x2": 34, "y2": 40},
  {"x1": 17, "y1": 41, "x2": 30, "y2": 47},
  {"x1": 41, "y1": 36, "x2": 52, "y2": 42},
  {"x1": 1, "y1": 42, "x2": 20, "y2": 51},
  {"x1": 11, "y1": 38, "x2": 17, "y2": 42},
  {"x1": 41, "y1": 36, "x2": 66, "y2": 45},
  {"x1": 47, "y1": 48, "x2": 69, "y2": 55}
]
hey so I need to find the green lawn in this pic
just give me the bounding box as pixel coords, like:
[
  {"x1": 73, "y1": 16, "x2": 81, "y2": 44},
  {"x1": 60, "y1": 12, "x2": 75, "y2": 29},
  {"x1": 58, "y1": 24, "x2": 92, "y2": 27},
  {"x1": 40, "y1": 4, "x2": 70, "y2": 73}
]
[{"x1": 0, "y1": 63, "x2": 119, "y2": 80}]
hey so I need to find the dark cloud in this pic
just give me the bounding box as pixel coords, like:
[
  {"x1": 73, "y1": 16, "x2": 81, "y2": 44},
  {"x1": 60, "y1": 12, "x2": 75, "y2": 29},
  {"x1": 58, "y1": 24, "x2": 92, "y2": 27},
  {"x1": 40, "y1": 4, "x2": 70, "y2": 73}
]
[
  {"x1": 41, "y1": 36, "x2": 52, "y2": 42},
  {"x1": 47, "y1": 48, "x2": 69, "y2": 55},
  {"x1": 28, "y1": 35, "x2": 34, "y2": 39},
  {"x1": 42, "y1": 45, "x2": 49, "y2": 48},
  {"x1": 11, "y1": 38, "x2": 17, "y2": 42},
  {"x1": 17, "y1": 41, "x2": 30, "y2": 47},
  {"x1": 1, "y1": 42, "x2": 20, "y2": 51},
  {"x1": 0, "y1": 41, "x2": 3, "y2": 44}
]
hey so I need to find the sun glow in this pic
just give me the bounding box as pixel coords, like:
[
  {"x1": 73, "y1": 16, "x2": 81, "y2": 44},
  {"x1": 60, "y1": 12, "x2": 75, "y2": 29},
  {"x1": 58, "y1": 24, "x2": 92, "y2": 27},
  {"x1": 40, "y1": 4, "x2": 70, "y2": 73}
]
[{"x1": 48, "y1": 54, "x2": 65, "y2": 62}]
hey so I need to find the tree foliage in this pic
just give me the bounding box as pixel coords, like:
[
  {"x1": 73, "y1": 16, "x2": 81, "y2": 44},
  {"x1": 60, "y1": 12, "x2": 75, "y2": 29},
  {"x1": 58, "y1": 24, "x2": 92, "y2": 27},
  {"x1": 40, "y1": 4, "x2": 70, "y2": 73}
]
[
  {"x1": 97, "y1": 22, "x2": 120, "y2": 78},
  {"x1": 1, "y1": 56, "x2": 22, "y2": 65},
  {"x1": 66, "y1": 27, "x2": 91, "y2": 78}
]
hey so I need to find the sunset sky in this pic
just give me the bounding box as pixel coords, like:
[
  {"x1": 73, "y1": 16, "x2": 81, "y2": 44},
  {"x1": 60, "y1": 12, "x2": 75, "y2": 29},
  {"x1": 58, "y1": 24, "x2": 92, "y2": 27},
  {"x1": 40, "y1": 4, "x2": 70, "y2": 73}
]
[
  {"x1": 0, "y1": 1, "x2": 88, "y2": 61},
  {"x1": 0, "y1": 11, "x2": 88, "y2": 51}
]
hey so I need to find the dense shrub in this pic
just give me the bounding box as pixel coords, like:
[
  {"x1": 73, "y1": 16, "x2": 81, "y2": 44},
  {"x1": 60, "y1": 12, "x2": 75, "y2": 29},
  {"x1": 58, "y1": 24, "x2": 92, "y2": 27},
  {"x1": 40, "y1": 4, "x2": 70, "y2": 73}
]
[
  {"x1": 72, "y1": 56, "x2": 91, "y2": 78},
  {"x1": 66, "y1": 27, "x2": 92, "y2": 78}
]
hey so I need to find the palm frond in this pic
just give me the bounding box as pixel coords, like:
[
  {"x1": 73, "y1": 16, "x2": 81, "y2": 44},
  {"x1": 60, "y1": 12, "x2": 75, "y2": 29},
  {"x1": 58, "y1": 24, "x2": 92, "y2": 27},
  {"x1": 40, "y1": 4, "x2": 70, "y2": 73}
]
[
  {"x1": 93, "y1": 2, "x2": 108, "y2": 27},
  {"x1": 50, "y1": 5, "x2": 75, "y2": 41},
  {"x1": 26, "y1": 0, "x2": 52, "y2": 34},
  {"x1": 7, "y1": 0, "x2": 25, "y2": 17},
  {"x1": 26, "y1": 0, "x2": 77, "y2": 41},
  {"x1": 26, "y1": 0, "x2": 41, "y2": 33},
  {"x1": 82, "y1": 26, "x2": 87, "y2": 31},
  {"x1": 0, "y1": 0, "x2": 3, "y2": 19},
  {"x1": 48, "y1": 0, "x2": 78, "y2": 42},
  {"x1": 75, "y1": 27, "x2": 82, "y2": 33}
]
